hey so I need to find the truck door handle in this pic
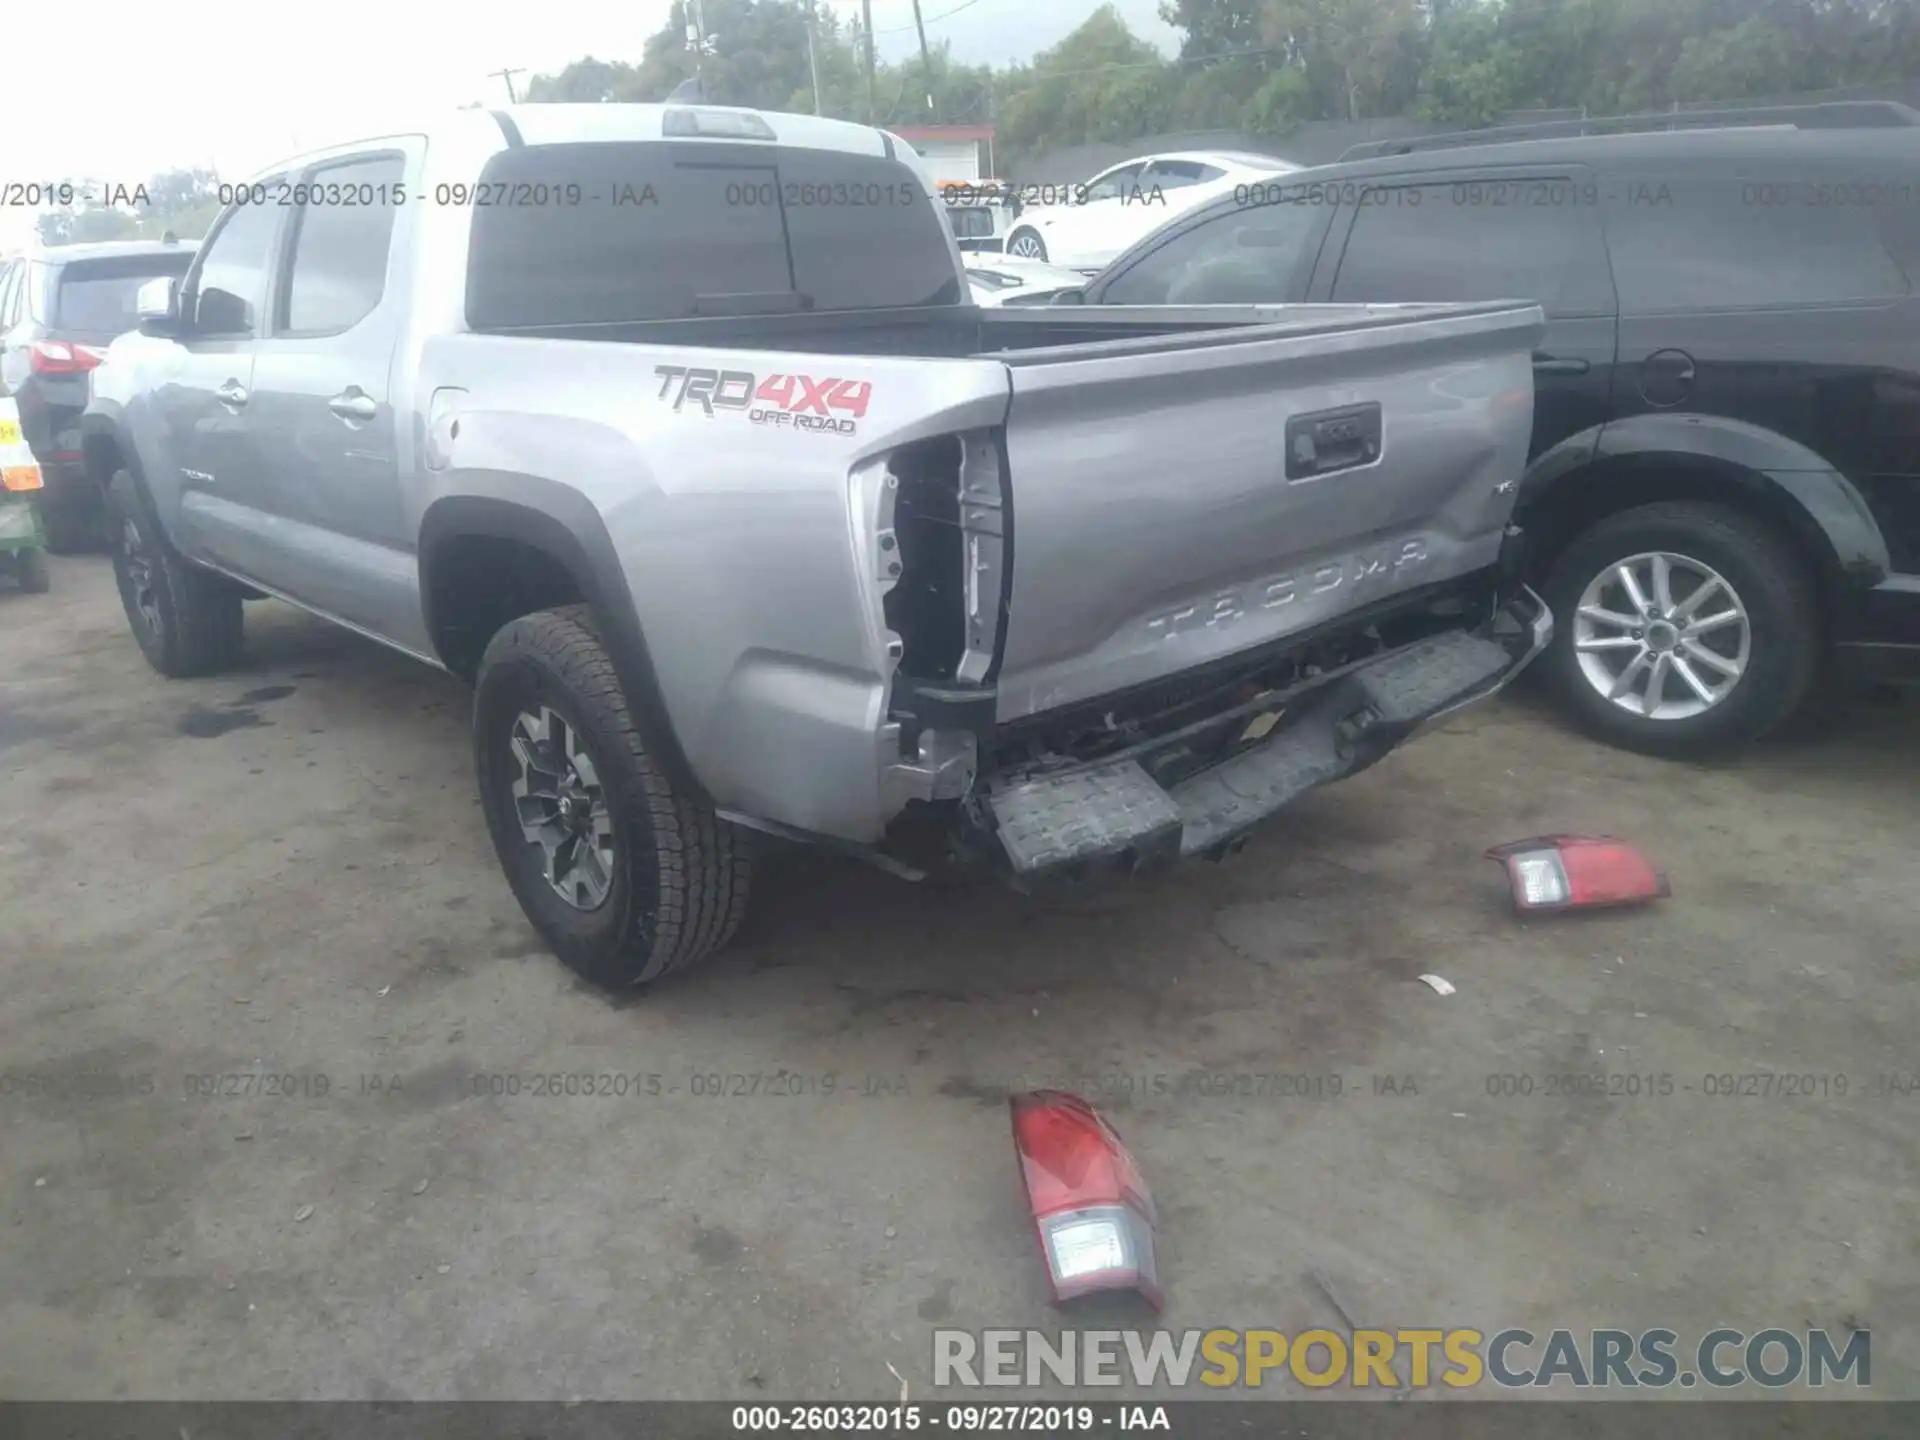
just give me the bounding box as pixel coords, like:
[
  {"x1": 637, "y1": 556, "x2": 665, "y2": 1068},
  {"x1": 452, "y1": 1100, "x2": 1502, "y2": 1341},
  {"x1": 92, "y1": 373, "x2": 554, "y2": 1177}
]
[
  {"x1": 1532, "y1": 353, "x2": 1591, "y2": 376},
  {"x1": 215, "y1": 379, "x2": 249, "y2": 409},
  {"x1": 328, "y1": 390, "x2": 378, "y2": 423}
]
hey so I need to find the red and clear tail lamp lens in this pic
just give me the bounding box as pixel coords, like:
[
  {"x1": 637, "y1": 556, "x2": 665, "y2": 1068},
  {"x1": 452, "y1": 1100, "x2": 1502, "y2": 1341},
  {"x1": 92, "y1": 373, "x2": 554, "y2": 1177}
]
[
  {"x1": 1009, "y1": 1091, "x2": 1162, "y2": 1309},
  {"x1": 1486, "y1": 835, "x2": 1669, "y2": 913}
]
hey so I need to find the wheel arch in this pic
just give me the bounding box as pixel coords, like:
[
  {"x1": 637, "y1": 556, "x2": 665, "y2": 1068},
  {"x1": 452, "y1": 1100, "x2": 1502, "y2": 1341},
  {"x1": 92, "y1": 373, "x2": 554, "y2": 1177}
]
[
  {"x1": 418, "y1": 486, "x2": 704, "y2": 801},
  {"x1": 79, "y1": 403, "x2": 136, "y2": 493},
  {"x1": 1516, "y1": 415, "x2": 1894, "y2": 632}
]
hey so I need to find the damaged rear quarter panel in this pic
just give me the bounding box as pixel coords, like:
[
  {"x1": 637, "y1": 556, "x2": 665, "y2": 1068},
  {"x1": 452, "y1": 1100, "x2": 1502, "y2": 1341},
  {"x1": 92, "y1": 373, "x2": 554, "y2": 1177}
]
[{"x1": 415, "y1": 333, "x2": 1011, "y2": 841}]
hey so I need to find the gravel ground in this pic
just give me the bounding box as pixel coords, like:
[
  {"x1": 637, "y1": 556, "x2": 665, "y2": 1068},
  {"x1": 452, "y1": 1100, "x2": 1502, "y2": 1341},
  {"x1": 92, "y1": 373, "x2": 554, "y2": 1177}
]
[{"x1": 1, "y1": 555, "x2": 1915, "y2": 1402}]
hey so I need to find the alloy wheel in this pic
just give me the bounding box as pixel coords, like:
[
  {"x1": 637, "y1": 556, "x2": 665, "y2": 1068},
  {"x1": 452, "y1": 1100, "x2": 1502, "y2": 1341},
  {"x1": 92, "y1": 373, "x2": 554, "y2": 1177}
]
[
  {"x1": 1572, "y1": 551, "x2": 1751, "y2": 721},
  {"x1": 121, "y1": 517, "x2": 162, "y2": 634},
  {"x1": 509, "y1": 704, "x2": 618, "y2": 909}
]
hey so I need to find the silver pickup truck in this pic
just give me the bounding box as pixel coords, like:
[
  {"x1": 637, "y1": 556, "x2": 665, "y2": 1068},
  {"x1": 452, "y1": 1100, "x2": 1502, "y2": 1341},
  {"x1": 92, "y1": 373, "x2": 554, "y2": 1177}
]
[{"x1": 84, "y1": 103, "x2": 1550, "y2": 988}]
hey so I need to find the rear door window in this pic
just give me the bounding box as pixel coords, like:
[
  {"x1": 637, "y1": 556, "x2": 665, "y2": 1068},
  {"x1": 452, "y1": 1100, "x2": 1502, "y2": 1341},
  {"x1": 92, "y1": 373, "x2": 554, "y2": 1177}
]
[
  {"x1": 280, "y1": 154, "x2": 406, "y2": 335},
  {"x1": 1097, "y1": 194, "x2": 1326, "y2": 305},
  {"x1": 465, "y1": 141, "x2": 961, "y2": 330},
  {"x1": 1604, "y1": 170, "x2": 1910, "y2": 312},
  {"x1": 1329, "y1": 177, "x2": 1614, "y2": 315},
  {"x1": 52, "y1": 254, "x2": 194, "y2": 338}
]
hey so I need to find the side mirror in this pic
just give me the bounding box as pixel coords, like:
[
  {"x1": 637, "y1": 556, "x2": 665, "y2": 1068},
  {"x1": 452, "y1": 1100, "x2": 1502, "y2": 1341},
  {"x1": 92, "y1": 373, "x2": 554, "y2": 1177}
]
[
  {"x1": 1050, "y1": 288, "x2": 1087, "y2": 306},
  {"x1": 136, "y1": 276, "x2": 181, "y2": 335}
]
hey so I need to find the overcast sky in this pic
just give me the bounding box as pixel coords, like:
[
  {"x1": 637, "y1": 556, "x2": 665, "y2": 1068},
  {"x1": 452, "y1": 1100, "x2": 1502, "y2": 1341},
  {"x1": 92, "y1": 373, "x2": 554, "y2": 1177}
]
[{"x1": 1, "y1": 0, "x2": 1176, "y2": 249}]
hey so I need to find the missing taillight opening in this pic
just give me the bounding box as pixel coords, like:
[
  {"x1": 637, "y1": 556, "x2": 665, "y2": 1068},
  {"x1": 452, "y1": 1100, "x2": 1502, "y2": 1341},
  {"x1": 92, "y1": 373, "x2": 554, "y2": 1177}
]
[
  {"x1": 883, "y1": 434, "x2": 966, "y2": 681},
  {"x1": 882, "y1": 429, "x2": 1007, "y2": 689}
]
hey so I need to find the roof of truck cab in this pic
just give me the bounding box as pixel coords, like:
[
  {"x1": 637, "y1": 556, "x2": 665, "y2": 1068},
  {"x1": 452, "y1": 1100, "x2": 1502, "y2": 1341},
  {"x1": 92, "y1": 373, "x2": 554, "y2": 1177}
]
[
  {"x1": 497, "y1": 102, "x2": 900, "y2": 156},
  {"x1": 242, "y1": 103, "x2": 911, "y2": 186},
  {"x1": 24, "y1": 240, "x2": 196, "y2": 264}
]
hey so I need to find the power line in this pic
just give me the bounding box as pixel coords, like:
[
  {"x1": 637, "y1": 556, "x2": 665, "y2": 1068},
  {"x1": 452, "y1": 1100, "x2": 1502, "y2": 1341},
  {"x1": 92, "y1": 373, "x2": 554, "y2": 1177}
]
[{"x1": 873, "y1": 0, "x2": 989, "y2": 38}]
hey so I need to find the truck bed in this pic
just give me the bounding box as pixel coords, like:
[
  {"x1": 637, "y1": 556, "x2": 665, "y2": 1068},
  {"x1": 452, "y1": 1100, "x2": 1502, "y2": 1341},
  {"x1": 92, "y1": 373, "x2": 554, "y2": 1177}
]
[{"x1": 472, "y1": 298, "x2": 1536, "y2": 362}]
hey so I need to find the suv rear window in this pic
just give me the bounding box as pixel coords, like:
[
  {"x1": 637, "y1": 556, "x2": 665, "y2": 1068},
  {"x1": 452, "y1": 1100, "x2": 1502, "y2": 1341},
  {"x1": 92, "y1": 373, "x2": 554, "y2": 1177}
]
[
  {"x1": 53, "y1": 254, "x2": 194, "y2": 336},
  {"x1": 465, "y1": 141, "x2": 962, "y2": 329}
]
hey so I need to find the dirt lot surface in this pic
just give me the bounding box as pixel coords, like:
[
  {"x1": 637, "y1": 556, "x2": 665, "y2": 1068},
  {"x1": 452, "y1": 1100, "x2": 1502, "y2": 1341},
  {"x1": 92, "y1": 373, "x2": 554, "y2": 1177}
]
[{"x1": 2, "y1": 556, "x2": 1915, "y2": 1402}]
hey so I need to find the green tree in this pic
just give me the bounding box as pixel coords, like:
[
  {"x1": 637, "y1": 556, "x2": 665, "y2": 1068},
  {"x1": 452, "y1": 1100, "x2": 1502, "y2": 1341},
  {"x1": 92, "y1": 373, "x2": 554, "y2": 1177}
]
[
  {"x1": 1259, "y1": 0, "x2": 1426, "y2": 119},
  {"x1": 993, "y1": 7, "x2": 1178, "y2": 154},
  {"x1": 1160, "y1": 0, "x2": 1266, "y2": 56}
]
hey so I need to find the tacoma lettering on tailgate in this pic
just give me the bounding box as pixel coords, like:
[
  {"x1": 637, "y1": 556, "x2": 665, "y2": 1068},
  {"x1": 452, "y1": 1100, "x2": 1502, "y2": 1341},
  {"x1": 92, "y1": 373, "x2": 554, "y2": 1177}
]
[
  {"x1": 1146, "y1": 538, "x2": 1431, "y2": 641},
  {"x1": 653, "y1": 365, "x2": 871, "y2": 435}
]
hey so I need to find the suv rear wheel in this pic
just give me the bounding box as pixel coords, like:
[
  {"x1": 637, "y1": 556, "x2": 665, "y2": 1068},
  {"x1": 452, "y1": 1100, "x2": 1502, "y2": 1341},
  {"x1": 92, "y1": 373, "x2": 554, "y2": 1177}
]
[
  {"x1": 1540, "y1": 501, "x2": 1818, "y2": 758},
  {"x1": 473, "y1": 605, "x2": 753, "y2": 989}
]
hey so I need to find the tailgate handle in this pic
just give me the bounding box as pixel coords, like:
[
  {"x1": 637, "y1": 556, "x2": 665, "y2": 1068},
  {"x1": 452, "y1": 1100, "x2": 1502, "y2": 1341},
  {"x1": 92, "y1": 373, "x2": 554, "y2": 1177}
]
[{"x1": 1286, "y1": 403, "x2": 1381, "y2": 481}]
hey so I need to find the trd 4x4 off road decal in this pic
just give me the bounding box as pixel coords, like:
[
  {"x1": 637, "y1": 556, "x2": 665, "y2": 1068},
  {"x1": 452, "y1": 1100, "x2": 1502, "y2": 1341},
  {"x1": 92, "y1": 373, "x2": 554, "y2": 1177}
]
[{"x1": 654, "y1": 365, "x2": 872, "y2": 435}]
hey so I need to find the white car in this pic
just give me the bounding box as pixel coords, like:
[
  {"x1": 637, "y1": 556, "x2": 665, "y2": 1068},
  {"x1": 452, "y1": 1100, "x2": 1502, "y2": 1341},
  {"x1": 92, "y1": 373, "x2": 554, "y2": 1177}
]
[
  {"x1": 1002, "y1": 151, "x2": 1300, "y2": 273},
  {"x1": 965, "y1": 258, "x2": 1091, "y2": 306}
]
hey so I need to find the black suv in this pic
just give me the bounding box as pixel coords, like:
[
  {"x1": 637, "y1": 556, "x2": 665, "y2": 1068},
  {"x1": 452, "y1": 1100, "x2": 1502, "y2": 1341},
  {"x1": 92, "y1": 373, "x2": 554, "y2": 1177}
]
[
  {"x1": 0, "y1": 240, "x2": 196, "y2": 550},
  {"x1": 1069, "y1": 104, "x2": 1920, "y2": 757}
]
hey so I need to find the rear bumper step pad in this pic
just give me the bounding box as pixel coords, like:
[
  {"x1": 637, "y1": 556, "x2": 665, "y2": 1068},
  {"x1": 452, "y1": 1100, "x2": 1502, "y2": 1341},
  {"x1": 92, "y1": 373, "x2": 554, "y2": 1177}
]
[{"x1": 984, "y1": 590, "x2": 1551, "y2": 877}]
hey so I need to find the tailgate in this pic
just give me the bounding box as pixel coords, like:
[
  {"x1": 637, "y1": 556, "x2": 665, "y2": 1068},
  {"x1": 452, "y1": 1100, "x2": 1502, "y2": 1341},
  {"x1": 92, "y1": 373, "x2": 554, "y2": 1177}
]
[{"x1": 992, "y1": 302, "x2": 1543, "y2": 721}]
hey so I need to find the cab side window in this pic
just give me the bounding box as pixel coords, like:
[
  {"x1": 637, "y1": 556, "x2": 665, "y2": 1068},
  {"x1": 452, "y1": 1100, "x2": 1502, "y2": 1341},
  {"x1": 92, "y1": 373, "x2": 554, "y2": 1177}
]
[{"x1": 190, "y1": 193, "x2": 285, "y2": 337}]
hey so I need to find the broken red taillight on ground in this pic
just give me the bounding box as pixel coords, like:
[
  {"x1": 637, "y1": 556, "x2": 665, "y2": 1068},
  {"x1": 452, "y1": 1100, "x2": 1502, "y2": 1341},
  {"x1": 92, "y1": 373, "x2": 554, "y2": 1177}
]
[
  {"x1": 1009, "y1": 1090, "x2": 1162, "y2": 1310},
  {"x1": 1486, "y1": 834, "x2": 1670, "y2": 914}
]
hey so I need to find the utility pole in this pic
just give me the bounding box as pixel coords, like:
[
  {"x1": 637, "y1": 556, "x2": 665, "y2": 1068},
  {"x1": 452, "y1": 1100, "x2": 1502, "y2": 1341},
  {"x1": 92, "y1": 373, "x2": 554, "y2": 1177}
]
[
  {"x1": 861, "y1": 0, "x2": 877, "y2": 125},
  {"x1": 806, "y1": 4, "x2": 823, "y2": 116},
  {"x1": 910, "y1": 0, "x2": 936, "y2": 116},
  {"x1": 489, "y1": 68, "x2": 525, "y2": 103},
  {"x1": 690, "y1": 0, "x2": 712, "y2": 80}
]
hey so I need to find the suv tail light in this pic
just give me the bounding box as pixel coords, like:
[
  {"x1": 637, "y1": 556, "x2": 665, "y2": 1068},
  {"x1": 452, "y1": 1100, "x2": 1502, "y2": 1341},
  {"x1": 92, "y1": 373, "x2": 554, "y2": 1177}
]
[
  {"x1": 28, "y1": 341, "x2": 105, "y2": 375},
  {"x1": 1010, "y1": 1091, "x2": 1162, "y2": 1308},
  {"x1": 1485, "y1": 835, "x2": 1669, "y2": 913}
]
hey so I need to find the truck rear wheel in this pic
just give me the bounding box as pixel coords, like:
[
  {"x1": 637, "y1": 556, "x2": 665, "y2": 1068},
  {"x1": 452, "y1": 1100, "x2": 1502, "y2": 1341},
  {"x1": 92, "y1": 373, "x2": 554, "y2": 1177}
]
[
  {"x1": 106, "y1": 470, "x2": 244, "y2": 677},
  {"x1": 473, "y1": 605, "x2": 753, "y2": 989}
]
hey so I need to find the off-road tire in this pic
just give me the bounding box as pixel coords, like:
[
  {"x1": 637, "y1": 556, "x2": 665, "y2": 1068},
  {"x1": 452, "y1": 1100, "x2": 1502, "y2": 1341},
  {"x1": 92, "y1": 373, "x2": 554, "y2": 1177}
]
[
  {"x1": 473, "y1": 605, "x2": 753, "y2": 989},
  {"x1": 15, "y1": 547, "x2": 50, "y2": 593},
  {"x1": 1540, "y1": 500, "x2": 1819, "y2": 758},
  {"x1": 106, "y1": 469, "x2": 244, "y2": 677}
]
